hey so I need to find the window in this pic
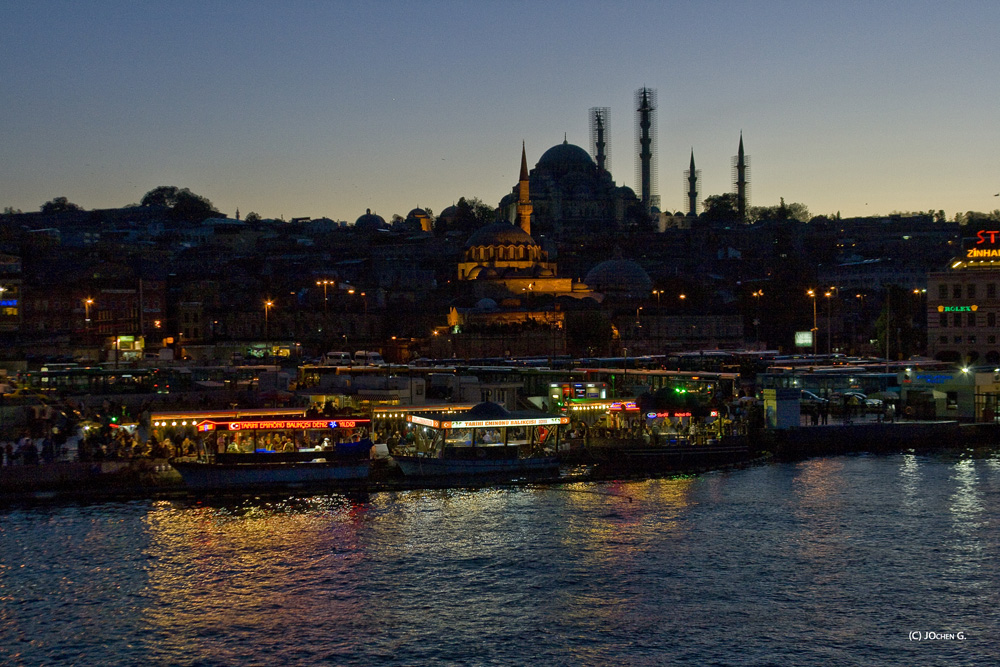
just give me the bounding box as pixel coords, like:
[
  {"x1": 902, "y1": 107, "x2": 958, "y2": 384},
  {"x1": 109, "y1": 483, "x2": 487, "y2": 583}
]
[
  {"x1": 939, "y1": 284, "x2": 949, "y2": 299},
  {"x1": 939, "y1": 335, "x2": 948, "y2": 343},
  {"x1": 968, "y1": 284, "x2": 977, "y2": 299},
  {"x1": 969, "y1": 313, "x2": 977, "y2": 327},
  {"x1": 954, "y1": 313, "x2": 963, "y2": 327},
  {"x1": 989, "y1": 312, "x2": 996, "y2": 327},
  {"x1": 940, "y1": 313, "x2": 948, "y2": 327},
  {"x1": 969, "y1": 335, "x2": 977, "y2": 344},
  {"x1": 954, "y1": 336, "x2": 963, "y2": 343},
  {"x1": 989, "y1": 283, "x2": 997, "y2": 299},
  {"x1": 953, "y1": 284, "x2": 962, "y2": 298},
  {"x1": 989, "y1": 335, "x2": 997, "y2": 344}
]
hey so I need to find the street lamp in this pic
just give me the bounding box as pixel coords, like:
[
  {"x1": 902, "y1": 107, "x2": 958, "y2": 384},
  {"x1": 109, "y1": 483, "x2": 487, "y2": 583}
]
[
  {"x1": 752, "y1": 290, "x2": 763, "y2": 346},
  {"x1": 824, "y1": 290, "x2": 833, "y2": 354},
  {"x1": 264, "y1": 300, "x2": 273, "y2": 341},
  {"x1": 807, "y1": 289, "x2": 817, "y2": 356},
  {"x1": 316, "y1": 280, "x2": 334, "y2": 313},
  {"x1": 652, "y1": 289, "x2": 662, "y2": 309},
  {"x1": 83, "y1": 297, "x2": 94, "y2": 338}
]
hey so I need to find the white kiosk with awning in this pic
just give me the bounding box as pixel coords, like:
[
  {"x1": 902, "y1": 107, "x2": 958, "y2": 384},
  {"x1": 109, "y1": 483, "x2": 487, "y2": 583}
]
[{"x1": 392, "y1": 401, "x2": 567, "y2": 478}]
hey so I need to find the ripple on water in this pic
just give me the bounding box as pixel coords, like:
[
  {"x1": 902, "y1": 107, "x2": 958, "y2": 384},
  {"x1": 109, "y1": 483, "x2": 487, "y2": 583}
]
[{"x1": 1, "y1": 456, "x2": 1000, "y2": 665}]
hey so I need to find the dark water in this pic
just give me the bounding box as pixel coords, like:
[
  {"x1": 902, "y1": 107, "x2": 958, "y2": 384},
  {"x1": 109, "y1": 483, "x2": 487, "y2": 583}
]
[{"x1": 2, "y1": 453, "x2": 999, "y2": 666}]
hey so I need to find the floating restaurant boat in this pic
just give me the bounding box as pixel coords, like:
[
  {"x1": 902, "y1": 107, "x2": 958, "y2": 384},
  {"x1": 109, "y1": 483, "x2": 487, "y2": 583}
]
[
  {"x1": 391, "y1": 402, "x2": 566, "y2": 479},
  {"x1": 172, "y1": 416, "x2": 375, "y2": 491}
]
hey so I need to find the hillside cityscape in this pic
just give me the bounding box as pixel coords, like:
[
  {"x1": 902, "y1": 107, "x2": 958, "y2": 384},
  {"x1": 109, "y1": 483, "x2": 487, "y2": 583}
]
[{"x1": 1, "y1": 124, "x2": 998, "y2": 370}]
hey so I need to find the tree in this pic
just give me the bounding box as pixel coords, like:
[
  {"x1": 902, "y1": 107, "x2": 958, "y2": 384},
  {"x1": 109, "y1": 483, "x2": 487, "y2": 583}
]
[
  {"x1": 450, "y1": 197, "x2": 497, "y2": 233},
  {"x1": 244, "y1": 211, "x2": 262, "y2": 224},
  {"x1": 40, "y1": 197, "x2": 83, "y2": 213},
  {"x1": 140, "y1": 186, "x2": 220, "y2": 223},
  {"x1": 701, "y1": 193, "x2": 738, "y2": 224},
  {"x1": 140, "y1": 186, "x2": 181, "y2": 207}
]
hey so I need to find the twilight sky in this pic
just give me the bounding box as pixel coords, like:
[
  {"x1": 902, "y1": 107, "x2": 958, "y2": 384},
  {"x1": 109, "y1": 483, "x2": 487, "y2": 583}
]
[{"x1": 2, "y1": 1, "x2": 998, "y2": 223}]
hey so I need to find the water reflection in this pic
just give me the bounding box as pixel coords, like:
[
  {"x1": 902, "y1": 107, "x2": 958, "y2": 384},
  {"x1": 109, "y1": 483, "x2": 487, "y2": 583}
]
[
  {"x1": 139, "y1": 494, "x2": 369, "y2": 664},
  {"x1": 3, "y1": 455, "x2": 1000, "y2": 666}
]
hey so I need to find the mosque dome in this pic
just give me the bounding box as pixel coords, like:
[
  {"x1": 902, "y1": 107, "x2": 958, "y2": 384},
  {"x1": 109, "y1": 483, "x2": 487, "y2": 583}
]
[
  {"x1": 585, "y1": 258, "x2": 653, "y2": 296},
  {"x1": 537, "y1": 140, "x2": 595, "y2": 172},
  {"x1": 354, "y1": 208, "x2": 387, "y2": 231},
  {"x1": 475, "y1": 298, "x2": 499, "y2": 311},
  {"x1": 465, "y1": 222, "x2": 538, "y2": 248},
  {"x1": 407, "y1": 207, "x2": 429, "y2": 219},
  {"x1": 438, "y1": 205, "x2": 460, "y2": 221}
]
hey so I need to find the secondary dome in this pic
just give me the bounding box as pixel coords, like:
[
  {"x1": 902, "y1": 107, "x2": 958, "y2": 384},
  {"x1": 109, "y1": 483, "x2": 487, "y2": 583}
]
[
  {"x1": 585, "y1": 258, "x2": 652, "y2": 297},
  {"x1": 354, "y1": 208, "x2": 387, "y2": 231},
  {"x1": 465, "y1": 222, "x2": 538, "y2": 248}
]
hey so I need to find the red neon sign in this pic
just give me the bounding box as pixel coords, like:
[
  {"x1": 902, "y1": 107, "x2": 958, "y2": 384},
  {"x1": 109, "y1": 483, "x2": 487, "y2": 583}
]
[{"x1": 198, "y1": 419, "x2": 370, "y2": 431}]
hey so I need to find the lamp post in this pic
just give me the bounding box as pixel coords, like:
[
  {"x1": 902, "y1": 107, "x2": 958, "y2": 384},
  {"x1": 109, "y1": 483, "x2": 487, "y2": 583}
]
[
  {"x1": 84, "y1": 298, "x2": 93, "y2": 329},
  {"x1": 752, "y1": 290, "x2": 763, "y2": 346},
  {"x1": 824, "y1": 290, "x2": 833, "y2": 354},
  {"x1": 807, "y1": 289, "x2": 817, "y2": 356},
  {"x1": 652, "y1": 289, "x2": 662, "y2": 309},
  {"x1": 316, "y1": 280, "x2": 334, "y2": 314},
  {"x1": 264, "y1": 300, "x2": 273, "y2": 342}
]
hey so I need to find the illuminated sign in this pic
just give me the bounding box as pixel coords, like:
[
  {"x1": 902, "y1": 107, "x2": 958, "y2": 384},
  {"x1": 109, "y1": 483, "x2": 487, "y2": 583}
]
[
  {"x1": 198, "y1": 419, "x2": 370, "y2": 431},
  {"x1": 407, "y1": 415, "x2": 569, "y2": 429},
  {"x1": 794, "y1": 331, "x2": 813, "y2": 348},
  {"x1": 938, "y1": 305, "x2": 977, "y2": 312},
  {"x1": 646, "y1": 411, "x2": 693, "y2": 419},
  {"x1": 0, "y1": 299, "x2": 17, "y2": 307},
  {"x1": 964, "y1": 232, "x2": 1000, "y2": 258},
  {"x1": 609, "y1": 401, "x2": 639, "y2": 411},
  {"x1": 914, "y1": 374, "x2": 952, "y2": 385}
]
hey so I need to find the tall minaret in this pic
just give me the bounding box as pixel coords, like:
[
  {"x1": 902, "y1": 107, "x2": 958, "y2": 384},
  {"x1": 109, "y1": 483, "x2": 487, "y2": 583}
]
[
  {"x1": 635, "y1": 87, "x2": 658, "y2": 213},
  {"x1": 589, "y1": 107, "x2": 610, "y2": 173},
  {"x1": 733, "y1": 132, "x2": 750, "y2": 223},
  {"x1": 516, "y1": 142, "x2": 533, "y2": 236},
  {"x1": 685, "y1": 149, "x2": 700, "y2": 217}
]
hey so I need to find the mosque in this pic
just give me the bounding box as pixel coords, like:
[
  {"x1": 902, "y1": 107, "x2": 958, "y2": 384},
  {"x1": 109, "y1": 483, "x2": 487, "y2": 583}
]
[
  {"x1": 456, "y1": 144, "x2": 598, "y2": 302},
  {"x1": 498, "y1": 136, "x2": 641, "y2": 238}
]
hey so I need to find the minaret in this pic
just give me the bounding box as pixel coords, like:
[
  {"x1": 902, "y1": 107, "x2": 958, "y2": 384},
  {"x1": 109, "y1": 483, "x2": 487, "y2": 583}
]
[
  {"x1": 635, "y1": 87, "x2": 658, "y2": 213},
  {"x1": 589, "y1": 107, "x2": 610, "y2": 174},
  {"x1": 685, "y1": 150, "x2": 700, "y2": 217},
  {"x1": 516, "y1": 142, "x2": 533, "y2": 236},
  {"x1": 733, "y1": 132, "x2": 750, "y2": 223}
]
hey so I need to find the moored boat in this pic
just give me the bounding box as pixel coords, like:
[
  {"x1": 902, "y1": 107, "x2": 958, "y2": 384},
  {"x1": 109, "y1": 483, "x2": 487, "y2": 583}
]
[
  {"x1": 391, "y1": 402, "x2": 566, "y2": 479},
  {"x1": 173, "y1": 415, "x2": 376, "y2": 491}
]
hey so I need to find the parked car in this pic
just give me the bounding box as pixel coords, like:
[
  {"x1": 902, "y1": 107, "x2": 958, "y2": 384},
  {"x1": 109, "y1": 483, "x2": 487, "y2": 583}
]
[
  {"x1": 800, "y1": 390, "x2": 829, "y2": 409},
  {"x1": 830, "y1": 391, "x2": 883, "y2": 412}
]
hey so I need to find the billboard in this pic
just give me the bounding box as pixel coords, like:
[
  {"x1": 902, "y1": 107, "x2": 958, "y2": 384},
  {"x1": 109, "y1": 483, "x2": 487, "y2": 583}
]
[{"x1": 794, "y1": 331, "x2": 813, "y2": 348}]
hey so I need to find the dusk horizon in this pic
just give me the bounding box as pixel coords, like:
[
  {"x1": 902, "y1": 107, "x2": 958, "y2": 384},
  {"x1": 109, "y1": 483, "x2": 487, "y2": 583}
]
[{"x1": 3, "y1": 1, "x2": 999, "y2": 222}]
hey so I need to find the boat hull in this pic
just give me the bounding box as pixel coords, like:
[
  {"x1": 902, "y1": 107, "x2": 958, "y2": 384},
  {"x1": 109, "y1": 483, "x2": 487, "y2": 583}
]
[
  {"x1": 172, "y1": 460, "x2": 370, "y2": 491},
  {"x1": 393, "y1": 455, "x2": 559, "y2": 478}
]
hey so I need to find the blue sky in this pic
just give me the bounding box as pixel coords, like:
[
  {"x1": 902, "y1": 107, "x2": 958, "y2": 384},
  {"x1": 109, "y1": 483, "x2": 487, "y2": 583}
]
[{"x1": 2, "y1": 1, "x2": 999, "y2": 222}]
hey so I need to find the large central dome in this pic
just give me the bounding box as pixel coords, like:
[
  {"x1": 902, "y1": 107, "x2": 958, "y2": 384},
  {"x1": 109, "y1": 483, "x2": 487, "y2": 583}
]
[{"x1": 537, "y1": 140, "x2": 594, "y2": 172}]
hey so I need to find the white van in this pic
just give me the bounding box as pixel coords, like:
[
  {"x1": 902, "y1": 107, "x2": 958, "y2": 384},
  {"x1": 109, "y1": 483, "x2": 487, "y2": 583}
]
[
  {"x1": 322, "y1": 351, "x2": 353, "y2": 366},
  {"x1": 353, "y1": 350, "x2": 385, "y2": 366}
]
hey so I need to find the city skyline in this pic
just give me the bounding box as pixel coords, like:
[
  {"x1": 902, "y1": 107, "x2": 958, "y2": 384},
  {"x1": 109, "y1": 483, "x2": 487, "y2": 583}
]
[{"x1": 2, "y1": 1, "x2": 999, "y2": 222}]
